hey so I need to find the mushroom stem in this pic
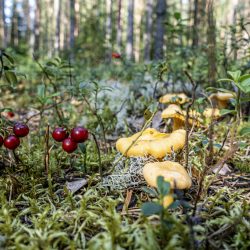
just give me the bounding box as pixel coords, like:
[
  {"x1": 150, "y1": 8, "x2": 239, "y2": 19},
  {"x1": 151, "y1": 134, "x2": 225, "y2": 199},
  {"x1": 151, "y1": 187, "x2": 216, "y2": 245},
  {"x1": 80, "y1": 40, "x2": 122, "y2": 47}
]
[
  {"x1": 172, "y1": 118, "x2": 185, "y2": 131},
  {"x1": 218, "y1": 100, "x2": 227, "y2": 109}
]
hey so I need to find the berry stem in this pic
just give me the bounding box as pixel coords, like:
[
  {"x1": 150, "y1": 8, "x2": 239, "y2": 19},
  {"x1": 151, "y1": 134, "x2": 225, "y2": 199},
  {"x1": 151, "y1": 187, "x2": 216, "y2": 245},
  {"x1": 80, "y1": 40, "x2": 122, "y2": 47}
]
[
  {"x1": 13, "y1": 149, "x2": 22, "y2": 165},
  {"x1": 91, "y1": 132, "x2": 102, "y2": 178},
  {"x1": 79, "y1": 143, "x2": 87, "y2": 173},
  {"x1": 83, "y1": 149, "x2": 87, "y2": 174},
  {"x1": 44, "y1": 124, "x2": 50, "y2": 174}
]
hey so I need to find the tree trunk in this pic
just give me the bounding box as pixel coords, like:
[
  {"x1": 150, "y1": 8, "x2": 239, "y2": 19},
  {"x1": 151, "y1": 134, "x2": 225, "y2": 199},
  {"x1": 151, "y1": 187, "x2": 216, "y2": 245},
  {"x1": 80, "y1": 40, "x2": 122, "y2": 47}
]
[
  {"x1": 116, "y1": 0, "x2": 122, "y2": 51},
  {"x1": 75, "y1": 0, "x2": 80, "y2": 38},
  {"x1": 70, "y1": 0, "x2": 75, "y2": 59},
  {"x1": 0, "y1": 0, "x2": 7, "y2": 48},
  {"x1": 126, "y1": 0, "x2": 134, "y2": 61},
  {"x1": 144, "y1": 0, "x2": 153, "y2": 61},
  {"x1": 54, "y1": 0, "x2": 62, "y2": 53},
  {"x1": 154, "y1": 0, "x2": 166, "y2": 60},
  {"x1": 232, "y1": 7, "x2": 237, "y2": 60},
  {"x1": 105, "y1": 0, "x2": 112, "y2": 62},
  {"x1": 192, "y1": 0, "x2": 199, "y2": 47},
  {"x1": 207, "y1": 0, "x2": 216, "y2": 85},
  {"x1": 34, "y1": 0, "x2": 41, "y2": 55},
  {"x1": 187, "y1": 0, "x2": 192, "y2": 45},
  {"x1": 23, "y1": 0, "x2": 31, "y2": 48},
  {"x1": 63, "y1": 1, "x2": 70, "y2": 51},
  {"x1": 48, "y1": 0, "x2": 54, "y2": 57},
  {"x1": 10, "y1": 0, "x2": 18, "y2": 47},
  {"x1": 179, "y1": 0, "x2": 183, "y2": 46},
  {"x1": 134, "y1": 0, "x2": 143, "y2": 62}
]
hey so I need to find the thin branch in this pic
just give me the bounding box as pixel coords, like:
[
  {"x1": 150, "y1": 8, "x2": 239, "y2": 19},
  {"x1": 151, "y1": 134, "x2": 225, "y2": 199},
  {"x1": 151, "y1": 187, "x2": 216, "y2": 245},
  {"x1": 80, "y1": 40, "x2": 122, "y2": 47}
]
[
  {"x1": 44, "y1": 124, "x2": 50, "y2": 174},
  {"x1": 83, "y1": 96, "x2": 108, "y2": 153},
  {"x1": 91, "y1": 132, "x2": 102, "y2": 178},
  {"x1": 33, "y1": 55, "x2": 65, "y2": 123},
  {"x1": 184, "y1": 71, "x2": 198, "y2": 170}
]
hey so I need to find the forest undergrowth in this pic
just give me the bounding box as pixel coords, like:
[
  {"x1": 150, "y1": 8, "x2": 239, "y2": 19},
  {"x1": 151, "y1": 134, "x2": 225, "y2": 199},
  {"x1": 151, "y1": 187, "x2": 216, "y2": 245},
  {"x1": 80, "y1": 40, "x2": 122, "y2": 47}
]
[{"x1": 0, "y1": 52, "x2": 249, "y2": 250}]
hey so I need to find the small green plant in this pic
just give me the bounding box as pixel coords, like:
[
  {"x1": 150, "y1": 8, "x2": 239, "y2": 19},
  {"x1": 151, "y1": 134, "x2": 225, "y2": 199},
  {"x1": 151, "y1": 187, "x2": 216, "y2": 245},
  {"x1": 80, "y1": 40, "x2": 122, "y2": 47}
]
[{"x1": 217, "y1": 70, "x2": 250, "y2": 120}]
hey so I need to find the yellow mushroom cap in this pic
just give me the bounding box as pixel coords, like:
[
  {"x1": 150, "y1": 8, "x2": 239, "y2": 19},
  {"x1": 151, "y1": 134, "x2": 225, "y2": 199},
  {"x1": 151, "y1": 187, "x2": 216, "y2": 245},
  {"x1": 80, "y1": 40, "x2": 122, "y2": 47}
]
[
  {"x1": 161, "y1": 105, "x2": 201, "y2": 130},
  {"x1": 209, "y1": 92, "x2": 234, "y2": 108},
  {"x1": 209, "y1": 92, "x2": 234, "y2": 101},
  {"x1": 203, "y1": 108, "x2": 221, "y2": 118},
  {"x1": 148, "y1": 129, "x2": 186, "y2": 158},
  {"x1": 116, "y1": 128, "x2": 186, "y2": 158},
  {"x1": 159, "y1": 93, "x2": 189, "y2": 104},
  {"x1": 143, "y1": 161, "x2": 192, "y2": 189},
  {"x1": 161, "y1": 104, "x2": 183, "y2": 118}
]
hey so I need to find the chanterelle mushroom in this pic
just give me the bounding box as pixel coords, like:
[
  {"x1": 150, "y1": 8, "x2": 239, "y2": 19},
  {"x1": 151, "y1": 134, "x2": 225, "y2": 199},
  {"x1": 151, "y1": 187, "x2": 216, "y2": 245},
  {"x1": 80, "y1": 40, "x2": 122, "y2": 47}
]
[
  {"x1": 143, "y1": 161, "x2": 191, "y2": 208},
  {"x1": 143, "y1": 161, "x2": 192, "y2": 189},
  {"x1": 159, "y1": 93, "x2": 189, "y2": 105},
  {"x1": 209, "y1": 92, "x2": 234, "y2": 109},
  {"x1": 161, "y1": 104, "x2": 201, "y2": 130},
  {"x1": 116, "y1": 128, "x2": 186, "y2": 159}
]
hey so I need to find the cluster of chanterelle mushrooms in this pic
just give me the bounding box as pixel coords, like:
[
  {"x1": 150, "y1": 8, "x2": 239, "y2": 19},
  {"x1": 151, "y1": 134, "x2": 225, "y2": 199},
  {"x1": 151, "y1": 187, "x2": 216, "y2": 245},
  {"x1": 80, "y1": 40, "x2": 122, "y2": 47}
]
[{"x1": 115, "y1": 92, "x2": 234, "y2": 208}]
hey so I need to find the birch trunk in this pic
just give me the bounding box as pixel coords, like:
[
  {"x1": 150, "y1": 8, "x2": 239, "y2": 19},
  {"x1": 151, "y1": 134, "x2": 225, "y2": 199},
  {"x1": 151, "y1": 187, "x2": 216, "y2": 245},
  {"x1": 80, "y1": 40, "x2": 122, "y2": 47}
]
[{"x1": 34, "y1": 0, "x2": 41, "y2": 55}]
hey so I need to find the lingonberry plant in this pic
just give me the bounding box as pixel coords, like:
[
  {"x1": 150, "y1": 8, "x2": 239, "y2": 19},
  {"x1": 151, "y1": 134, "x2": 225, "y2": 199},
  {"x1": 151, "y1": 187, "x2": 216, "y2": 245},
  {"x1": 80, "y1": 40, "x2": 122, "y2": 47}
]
[
  {"x1": 52, "y1": 126, "x2": 89, "y2": 154},
  {"x1": 0, "y1": 122, "x2": 30, "y2": 151}
]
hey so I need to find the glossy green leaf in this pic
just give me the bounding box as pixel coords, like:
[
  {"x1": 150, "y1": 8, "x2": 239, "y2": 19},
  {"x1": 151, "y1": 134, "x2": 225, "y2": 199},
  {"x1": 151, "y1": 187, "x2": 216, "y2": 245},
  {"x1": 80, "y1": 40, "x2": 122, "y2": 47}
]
[
  {"x1": 239, "y1": 127, "x2": 250, "y2": 136},
  {"x1": 157, "y1": 176, "x2": 170, "y2": 196},
  {"x1": 141, "y1": 187, "x2": 158, "y2": 197},
  {"x1": 228, "y1": 70, "x2": 241, "y2": 82},
  {"x1": 239, "y1": 74, "x2": 250, "y2": 83},
  {"x1": 168, "y1": 200, "x2": 180, "y2": 209},
  {"x1": 3, "y1": 52, "x2": 15, "y2": 64},
  {"x1": 236, "y1": 78, "x2": 250, "y2": 93},
  {"x1": 141, "y1": 202, "x2": 163, "y2": 216},
  {"x1": 5, "y1": 71, "x2": 17, "y2": 85},
  {"x1": 217, "y1": 78, "x2": 233, "y2": 83}
]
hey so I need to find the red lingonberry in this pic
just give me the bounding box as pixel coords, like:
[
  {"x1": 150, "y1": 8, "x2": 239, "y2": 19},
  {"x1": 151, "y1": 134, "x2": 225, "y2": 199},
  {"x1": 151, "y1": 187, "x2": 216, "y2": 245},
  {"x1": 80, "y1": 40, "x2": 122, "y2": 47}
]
[
  {"x1": 4, "y1": 135, "x2": 20, "y2": 150},
  {"x1": 52, "y1": 127, "x2": 68, "y2": 142},
  {"x1": 0, "y1": 135, "x2": 3, "y2": 147},
  {"x1": 13, "y1": 123, "x2": 29, "y2": 137},
  {"x1": 71, "y1": 127, "x2": 88, "y2": 143},
  {"x1": 62, "y1": 138, "x2": 78, "y2": 153}
]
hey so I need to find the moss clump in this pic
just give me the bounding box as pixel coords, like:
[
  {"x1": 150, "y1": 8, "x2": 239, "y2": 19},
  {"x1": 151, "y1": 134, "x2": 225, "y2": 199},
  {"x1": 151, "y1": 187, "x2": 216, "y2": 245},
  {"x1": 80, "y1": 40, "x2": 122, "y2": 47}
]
[{"x1": 231, "y1": 157, "x2": 250, "y2": 173}]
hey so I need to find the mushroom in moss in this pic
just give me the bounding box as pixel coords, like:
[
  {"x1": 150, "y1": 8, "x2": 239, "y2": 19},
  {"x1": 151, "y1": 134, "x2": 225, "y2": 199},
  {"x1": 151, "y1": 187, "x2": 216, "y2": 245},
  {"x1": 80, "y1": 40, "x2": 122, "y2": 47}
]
[
  {"x1": 116, "y1": 128, "x2": 186, "y2": 159},
  {"x1": 143, "y1": 161, "x2": 192, "y2": 207},
  {"x1": 209, "y1": 92, "x2": 234, "y2": 109},
  {"x1": 161, "y1": 104, "x2": 201, "y2": 130},
  {"x1": 159, "y1": 93, "x2": 189, "y2": 105}
]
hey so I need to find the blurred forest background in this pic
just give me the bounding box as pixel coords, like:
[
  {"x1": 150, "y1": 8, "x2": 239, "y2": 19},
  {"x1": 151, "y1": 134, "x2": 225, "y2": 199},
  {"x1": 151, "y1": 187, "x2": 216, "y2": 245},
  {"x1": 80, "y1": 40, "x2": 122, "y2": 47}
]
[
  {"x1": 0, "y1": 2, "x2": 250, "y2": 249},
  {"x1": 0, "y1": 0, "x2": 250, "y2": 72}
]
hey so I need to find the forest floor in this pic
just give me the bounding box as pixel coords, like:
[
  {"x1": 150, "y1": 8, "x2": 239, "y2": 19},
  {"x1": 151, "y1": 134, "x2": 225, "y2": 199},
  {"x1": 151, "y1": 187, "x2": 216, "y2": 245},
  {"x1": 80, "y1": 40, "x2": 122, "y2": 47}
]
[{"x1": 0, "y1": 61, "x2": 249, "y2": 250}]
